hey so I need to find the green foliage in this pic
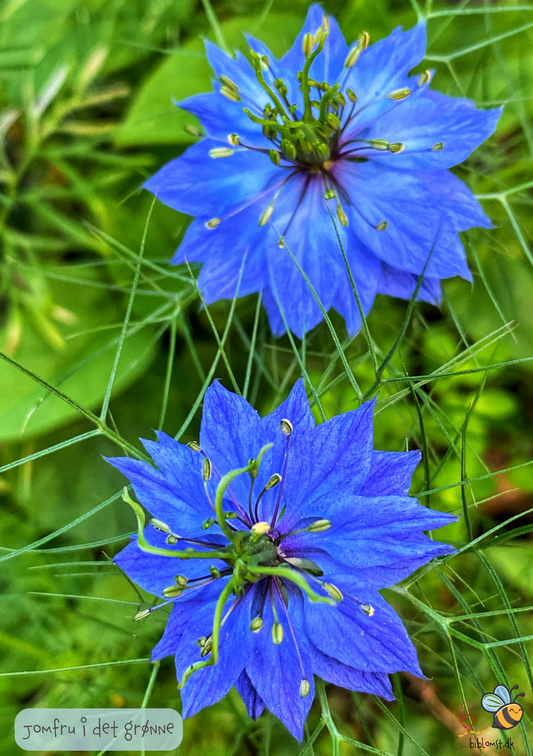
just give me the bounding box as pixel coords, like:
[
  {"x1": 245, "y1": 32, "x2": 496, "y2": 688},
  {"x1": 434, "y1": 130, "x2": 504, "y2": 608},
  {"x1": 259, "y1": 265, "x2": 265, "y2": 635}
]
[{"x1": 1, "y1": 0, "x2": 533, "y2": 755}]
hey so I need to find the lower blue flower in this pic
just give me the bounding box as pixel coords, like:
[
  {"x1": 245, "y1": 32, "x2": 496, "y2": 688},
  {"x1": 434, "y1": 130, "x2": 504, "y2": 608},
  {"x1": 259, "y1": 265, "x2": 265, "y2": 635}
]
[{"x1": 107, "y1": 380, "x2": 456, "y2": 740}]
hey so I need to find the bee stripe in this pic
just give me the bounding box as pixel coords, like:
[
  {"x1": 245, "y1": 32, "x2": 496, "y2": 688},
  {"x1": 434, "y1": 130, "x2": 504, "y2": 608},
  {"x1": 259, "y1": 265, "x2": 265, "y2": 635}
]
[{"x1": 498, "y1": 706, "x2": 520, "y2": 728}]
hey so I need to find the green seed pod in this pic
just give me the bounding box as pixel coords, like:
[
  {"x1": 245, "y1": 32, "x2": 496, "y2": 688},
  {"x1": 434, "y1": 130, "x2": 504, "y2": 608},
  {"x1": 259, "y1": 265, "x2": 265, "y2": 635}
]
[
  {"x1": 314, "y1": 142, "x2": 331, "y2": 160},
  {"x1": 325, "y1": 112, "x2": 341, "y2": 130},
  {"x1": 132, "y1": 608, "x2": 151, "y2": 622},
  {"x1": 308, "y1": 518, "x2": 332, "y2": 533},
  {"x1": 219, "y1": 75, "x2": 238, "y2": 91},
  {"x1": 272, "y1": 621, "x2": 284, "y2": 645},
  {"x1": 209, "y1": 147, "x2": 235, "y2": 158},
  {"x1": 265, "y1": 473, "x2": 282, "y2": 490},
  {"x1": 346, "y1": 88, "x2": 357, "y2": 104},
  {"x1": 336, "y1": 204, "x2": 349, "y2": 227},
  {"x1": 202, "y1": 456, "x2": 211, "y2": 482},
  {"x1": 302, "y1": 33, "x2": 314, "y2": 56},
  {"x1": 370, "y1": 139, "x2": 390, "y2": 151},
  {"x1": 344, "y1": 46, "x2": 361, "y2": 68},
  {"x1": 323, "y1": 582, "x2": 343, "y2": 602},
  {"x1": 150, "y1": 518, "x2": 170, "y2": 533},
  {"x1": 280, "y1": 418, "x2": 293, "y2": 436},
  {"x1": 184, "y1": 125, "x2": 203, "y2": 137},
  {"x1": 280, "y1": 139, "x2": 297, "y2": 160},
  {"x1": 250, "y1": 617, "x2": 263, "y2": 632},
  {"x1": 251, "y1": 521, "x2": 270, "y2": 536},
  {"x1": 162, "y1": 584, "x2": 184, "y2": 598},
  {"x1": 220, "y1": 86, "x2": 240, "y2": 102},
  {"x1": 358, "y1": 31, "x2": 370, "y2": 50},
  {"x1": 259, "y1": 203, "x2": 274, "y2": 227},
  {"x1": 388, "y1": 87, "x2": 411, "y2": 101}
]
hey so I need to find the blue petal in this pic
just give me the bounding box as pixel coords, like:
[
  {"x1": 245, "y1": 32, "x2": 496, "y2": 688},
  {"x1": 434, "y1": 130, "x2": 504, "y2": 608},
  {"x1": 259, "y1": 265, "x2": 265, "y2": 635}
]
[
  {"x1": 305, "y1": 586, "x2": 424, "y2": 676},
  {"x1": 204, "y1": 40, "x2": 270, "y2": 109},
  {"x1": 343, "y1": 24, "x2": 427, "y2": 132},
  {"x1": 425, "y1": 169, "x2": 493, "y2": 232},
  {"x1": 144, "y1": 138, "x2": 280, "y2": 218},
  {"x1": 265, "y1": 173, "x2": 347, "y2": 337},
  {"x1": 281, "y1": 4, "x2": 327, "y2": 72},
  {"x1": 199, "y1": 381, "x2": 275, "y2": 510},
  {"x1": 114, "y1": 530, "x2": 227, "y2": 597},
  {"x1": 377, "y1": 263, "x2": 442, "y2": 306},
  {"x1": 360, "y1": 450, "x2": 421, "y2": 497},
  {"x1": 309, "y1": 643, "x2": 395, "y2": 698},
  {"x1": 290, "y1": 495, "x2": 456, "y2": 569},
  {"x1": 261, "y1": 287, "x2": 287, "y2": 337},
  {"x1": 173, "y1": 204, "x2": 272, "y2": 299},
  {"x1": 245, "y1": 585, "x2": 314, "y2": 741},
  {"x1": 280, "y1": 6, "x2": 348, "y2": 86},
  {"x1": 235, "y1": 670, "x2": 266, "y2": 719},
  {"x1": 368, "y1": 90, "x2": 502, "y2": 170},
  {"x1": 331, "y1": 235, "x2": 381, "y2": 335},
  {"x1": 105, "y1": 455, "x2": 210, "y2": 534},
  {"x1": 279, "y1": 401, "x2": 376, "y2": 530},
  {"x1": 178, "y1": 586, "x2": 255, "y2": 719},
  {"x1": 255, "y1": 379, "x2": 316, "y2": 522},
  {"x1": 179, "y1": 92, "x2": 270, "y2": 148},
  {"x1": 335, "y1": 160, "x2": 473, "y2": 280}
]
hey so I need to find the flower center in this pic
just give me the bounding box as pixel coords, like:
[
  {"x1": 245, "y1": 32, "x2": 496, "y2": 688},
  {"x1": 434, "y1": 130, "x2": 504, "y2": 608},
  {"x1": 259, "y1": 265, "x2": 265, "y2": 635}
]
[{"x1": 201, "y1": 18, "x2": 443, "y2": 235}]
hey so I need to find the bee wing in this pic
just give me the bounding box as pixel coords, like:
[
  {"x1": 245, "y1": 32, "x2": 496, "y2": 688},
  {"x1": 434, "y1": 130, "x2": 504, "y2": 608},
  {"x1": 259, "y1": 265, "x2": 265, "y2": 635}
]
[
  {"x1": 494, "y1": 685, "x2": 511, "y2": 704},
  {"x1": 482, "y1": 693, "x2": 504, "y2": 712}
]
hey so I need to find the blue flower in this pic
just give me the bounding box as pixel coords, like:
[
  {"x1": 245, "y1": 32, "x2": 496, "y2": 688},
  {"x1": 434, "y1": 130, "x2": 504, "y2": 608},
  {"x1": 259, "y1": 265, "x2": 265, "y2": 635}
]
[
  {"x1": 108, "y1": 380, "x2": 456, "y2": 740},
  {"x1": 145, "y1": 5, "x2": 501, "y2": 338}
]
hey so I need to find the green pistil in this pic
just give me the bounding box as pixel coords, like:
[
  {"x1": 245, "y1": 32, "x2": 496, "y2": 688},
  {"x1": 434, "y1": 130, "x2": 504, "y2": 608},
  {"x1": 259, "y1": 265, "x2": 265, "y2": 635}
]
[{"x1": 300, "y1": 31, "x2": 328, "y2": 121}]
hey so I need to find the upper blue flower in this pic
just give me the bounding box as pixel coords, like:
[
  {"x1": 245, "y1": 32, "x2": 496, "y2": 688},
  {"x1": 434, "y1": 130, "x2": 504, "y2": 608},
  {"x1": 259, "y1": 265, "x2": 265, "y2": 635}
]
[
  {"x1": 145, "y1": 5, "x2": 501, "y2": 338},
  {"x1": 108, "y1": 380, "x2": 456, "y2": 740}
]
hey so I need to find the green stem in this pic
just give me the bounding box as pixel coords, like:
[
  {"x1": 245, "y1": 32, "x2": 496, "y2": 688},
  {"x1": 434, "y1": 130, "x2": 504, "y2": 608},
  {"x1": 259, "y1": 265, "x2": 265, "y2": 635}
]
[
  {"x1": 301, "y1": 34, "x2": 328, "y2": 121},
  {"x1": 123, "y1": 489, "x2": 235, "y2": 562},
  {"x1": 214, "y1": 443, "x2": 273, "y2": 541},
  {"x1": 246, "y1": 565, "x2": 335, "y2": 605}
]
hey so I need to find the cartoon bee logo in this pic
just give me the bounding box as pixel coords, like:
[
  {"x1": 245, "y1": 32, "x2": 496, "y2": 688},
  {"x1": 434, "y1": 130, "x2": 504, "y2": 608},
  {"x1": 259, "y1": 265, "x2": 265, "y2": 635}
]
[{"x1": 481, "y1": 684, "x2": 525, "y2": 730}]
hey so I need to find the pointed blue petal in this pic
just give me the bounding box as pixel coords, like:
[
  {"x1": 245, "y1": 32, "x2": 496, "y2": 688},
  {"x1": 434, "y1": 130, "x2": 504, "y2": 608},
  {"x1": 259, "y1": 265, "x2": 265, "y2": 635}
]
[
  {"x1": 179, "y1": 587, "x2": 255, "y2": 718},
  {"x1": 144, "y1": 138, "x2": 280, "y2": 218},
  {"x1": 246, "y1": 585, "x2": 314, "y2": 741},
  {"x1": 235, "y1": 670, "x2": 266, "y2": 719},
  {"x1": 368, "y1": 90, "x2": 502, "y2": 170},
  {"x1": 335, "y1": 160, "x2": 473, "y2": 281}
]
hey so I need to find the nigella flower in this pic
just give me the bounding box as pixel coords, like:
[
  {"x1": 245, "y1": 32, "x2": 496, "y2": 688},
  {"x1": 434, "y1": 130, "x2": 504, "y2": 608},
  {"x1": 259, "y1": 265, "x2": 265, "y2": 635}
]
[
  {"x1": 108, "y1": 380, "x2": 456, "y2": 739},
  {"x1": 145, "y1": 5, "x2": 501, "y2": 338}
]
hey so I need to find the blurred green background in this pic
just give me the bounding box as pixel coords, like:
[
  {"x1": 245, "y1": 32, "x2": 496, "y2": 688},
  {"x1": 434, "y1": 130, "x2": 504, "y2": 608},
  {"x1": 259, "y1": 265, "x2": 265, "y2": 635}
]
[{"x1": 1, "y1": 0, "x2": 533, "y2": 754}]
